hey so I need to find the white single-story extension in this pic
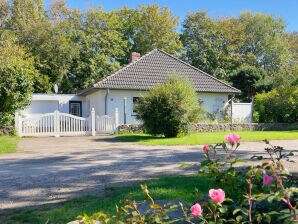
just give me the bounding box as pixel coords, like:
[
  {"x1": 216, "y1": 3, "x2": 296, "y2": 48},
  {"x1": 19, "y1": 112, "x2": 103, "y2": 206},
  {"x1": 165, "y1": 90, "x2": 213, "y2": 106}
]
[{"x1": 22, "y1": 49, "x2": 242, "y2": 126}]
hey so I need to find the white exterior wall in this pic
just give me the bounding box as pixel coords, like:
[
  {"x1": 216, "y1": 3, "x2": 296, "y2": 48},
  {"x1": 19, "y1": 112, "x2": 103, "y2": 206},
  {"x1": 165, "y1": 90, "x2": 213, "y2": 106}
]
[
  {"x1": 107, "y1": 90, "x2": 147, "y2": 125},
  {"x1": 23, "y1": 91, "x2": 230, "y2": 124},
  {"x1": 198, "y1": 93, "x2": 229, "y2": 114},
  {"x1": 86, "y1": 90, "x2": 106, "y2": 118},
  {"x1": 87, "y1": 89, "x2": 147, "y2": 125},
  {"x1": 22, "y1": 94, "x2": 87, "y2": 117},
  {"x1": 87, "y1": 89, "x2": 229, "y2": 125}
]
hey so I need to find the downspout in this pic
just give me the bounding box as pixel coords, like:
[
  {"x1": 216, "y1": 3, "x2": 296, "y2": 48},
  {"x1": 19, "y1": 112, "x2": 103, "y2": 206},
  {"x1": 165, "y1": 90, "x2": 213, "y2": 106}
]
[
  {"x1": 105, "y1": 89, "x2": 109, "y2": 115},
  {"x1": 231, "y1": 94, "x2": 235, "y2": 129}
]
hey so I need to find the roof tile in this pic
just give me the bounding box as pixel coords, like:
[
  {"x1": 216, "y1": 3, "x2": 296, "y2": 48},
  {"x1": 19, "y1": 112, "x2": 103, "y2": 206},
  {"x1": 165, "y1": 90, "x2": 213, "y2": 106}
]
[{"x1": 80, "y1": 49, "x2": 240, "y2": 95}]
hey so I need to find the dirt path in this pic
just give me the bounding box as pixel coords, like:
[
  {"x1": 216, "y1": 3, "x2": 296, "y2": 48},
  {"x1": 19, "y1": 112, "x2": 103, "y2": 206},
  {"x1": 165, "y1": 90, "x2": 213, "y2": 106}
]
[{"x1": 0, "y1": 136, "x2": 297, "y2": 210}]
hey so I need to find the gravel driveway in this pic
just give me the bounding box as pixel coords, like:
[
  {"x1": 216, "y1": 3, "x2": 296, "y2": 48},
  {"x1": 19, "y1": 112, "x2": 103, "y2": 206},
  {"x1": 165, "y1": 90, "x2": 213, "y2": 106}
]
[{"x1": 0, "y1": 136, "x2": 297, "y2": 210}]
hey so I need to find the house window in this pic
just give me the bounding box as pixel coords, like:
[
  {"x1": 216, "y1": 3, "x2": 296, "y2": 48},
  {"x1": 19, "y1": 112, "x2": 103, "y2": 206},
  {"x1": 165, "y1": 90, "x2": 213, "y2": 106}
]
[
  {"x1": 132, "y1": 97, "x2": 141, "y2": 114},
  {"x1": 69, "y1": 101, "x2": 82, "y2": 117}
]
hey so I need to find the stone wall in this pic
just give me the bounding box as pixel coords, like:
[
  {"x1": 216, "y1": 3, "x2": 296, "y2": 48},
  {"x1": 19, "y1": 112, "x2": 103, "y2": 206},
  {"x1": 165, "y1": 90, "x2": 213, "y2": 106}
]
[
  {"x1": 189, "y1": 123, "x2": 298, "y2": 132},
  {"x1": 0, "y1": 126, "x2": 15, "y2": 136},
  {"x1": 118, "y1": 124, "x2": 143, "y2": 133},
  {"x1": 118, "y1": 123, "x2": 298, "y2": 133}
]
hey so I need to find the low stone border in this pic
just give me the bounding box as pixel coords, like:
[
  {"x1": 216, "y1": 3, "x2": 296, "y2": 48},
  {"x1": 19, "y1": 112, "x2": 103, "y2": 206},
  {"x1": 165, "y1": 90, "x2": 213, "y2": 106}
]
[
  {"x1": 0, "y1": 126, "x2": 15, "y2": 136},
  {"x1": 118, "y1": 124, "x2": 144, "y2": 133},
  {"x1": 118, "y1": 123, "x2": 298, "y2": 133},
  {"x1": 189, "y1": 123, "x2": 298, "y2": 132}
]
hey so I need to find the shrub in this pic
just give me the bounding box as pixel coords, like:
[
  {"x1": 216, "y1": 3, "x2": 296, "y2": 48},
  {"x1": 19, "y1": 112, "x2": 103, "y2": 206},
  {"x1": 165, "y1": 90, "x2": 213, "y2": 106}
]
[
  {"x1": 0, "y1": 34, "x2": 38, "y2": 126},
  {"x1": 136, "y1": 76, "x2": 203, "y2": 137},
  {"x1": 254, "y1": 85, "x2": 298, "y2": 123},
  {"x1": 0, "y1": 62, "x2": 34, "y2": 126}
]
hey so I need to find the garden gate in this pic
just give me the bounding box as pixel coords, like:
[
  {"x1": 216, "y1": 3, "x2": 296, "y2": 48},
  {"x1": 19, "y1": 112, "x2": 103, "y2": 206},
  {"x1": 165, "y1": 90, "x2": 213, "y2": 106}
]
[{"x1": 15, "y1": 108, "x2": 119, "y2": 137}]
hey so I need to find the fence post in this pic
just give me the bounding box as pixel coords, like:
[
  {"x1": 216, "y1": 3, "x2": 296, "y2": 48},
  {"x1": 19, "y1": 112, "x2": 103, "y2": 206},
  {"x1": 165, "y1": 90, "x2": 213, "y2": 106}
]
[
  {"x1": 91, "y1": 108, "x2": 96, "y2": 136},
  {"x1": 54, "y1": 110, "x2": 60, "y2": 137},
  {"x1": 250, "y1": 97, "x2": 254, "y2": 123},
  {"x1": 14, "y1": 112, "x2": 22, "y2": 136},
  {"x1": 230, "y1": 97, "x2": 234, "y2": 131},
  {"x1": 114, "y1": 107, "x2": 119, "y2": 134}
]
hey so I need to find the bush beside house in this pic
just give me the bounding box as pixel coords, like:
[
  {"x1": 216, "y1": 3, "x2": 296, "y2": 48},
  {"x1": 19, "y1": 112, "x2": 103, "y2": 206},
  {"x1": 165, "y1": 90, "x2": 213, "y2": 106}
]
[
  {"x1": 136, "y1": 77, "x2": 204, "y2": 137},
  {"x1": 254, "y1": 85, "x2": 298, "y2": 123}
]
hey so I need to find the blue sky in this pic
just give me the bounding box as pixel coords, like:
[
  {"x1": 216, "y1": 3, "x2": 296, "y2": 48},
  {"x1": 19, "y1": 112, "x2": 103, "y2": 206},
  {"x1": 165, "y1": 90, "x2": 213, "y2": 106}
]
[{"x1": 45, "y1": 0, "x2": 298, "y2": 32}]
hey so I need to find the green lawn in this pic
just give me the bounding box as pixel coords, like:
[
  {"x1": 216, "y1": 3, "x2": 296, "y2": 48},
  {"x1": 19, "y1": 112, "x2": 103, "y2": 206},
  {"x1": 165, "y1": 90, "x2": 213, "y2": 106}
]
[
  {"x1": 116, "y1": 130, "x2": 298, "y2": 145},
  {"x1": 0, "y1": 175, "x2": 213, "y2": 224},
  {"x1": 0, "y1": 136, "x2": 19, "y2": 153}
]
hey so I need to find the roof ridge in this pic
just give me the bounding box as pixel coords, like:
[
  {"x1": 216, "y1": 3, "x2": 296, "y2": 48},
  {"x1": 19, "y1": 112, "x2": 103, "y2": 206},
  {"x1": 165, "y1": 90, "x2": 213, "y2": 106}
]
[
  {"x1": 156, "y1": 49, "x2": 240, "y2": 92},
  {"x1": 93, "y1": 49, "x2": 159, "y2": 87}
]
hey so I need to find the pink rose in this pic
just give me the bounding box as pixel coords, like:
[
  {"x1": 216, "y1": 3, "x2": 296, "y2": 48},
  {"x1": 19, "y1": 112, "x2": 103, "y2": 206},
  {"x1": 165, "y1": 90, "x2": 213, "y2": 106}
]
[
  {"x1": 263, "y1": 175, "x2": 274, "y2": 186},
  {"x1": 190, "y1": 203, "x2": 202, "y2": 217},
  {"x1": 209, "y1": 189, "x2": 225, "y2": 204},
  {"x1": 225, "y1": 133, "x2": 241, "y2": 145},
  {"x1": 203, "y1": 145, "x2": 209, "y2": 152}
]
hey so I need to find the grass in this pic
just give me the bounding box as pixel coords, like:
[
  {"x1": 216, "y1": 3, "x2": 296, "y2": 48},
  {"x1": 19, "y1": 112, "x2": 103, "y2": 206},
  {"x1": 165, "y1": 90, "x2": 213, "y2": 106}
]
[
  {"x1": 0, "y1": 175, "x2": 213, "y2": 224},
  {"x1": 116, "y1": 130, "x2": 298, "y2": 145},
  {"x1": 0, "y1": 136, "x2": 19, "y2": 153}
]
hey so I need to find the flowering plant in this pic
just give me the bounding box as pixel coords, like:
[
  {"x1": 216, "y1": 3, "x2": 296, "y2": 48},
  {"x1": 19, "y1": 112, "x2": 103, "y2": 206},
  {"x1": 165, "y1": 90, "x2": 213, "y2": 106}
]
[{"x1": 199, "y1": 133, "x2": 246, "y2": 194}]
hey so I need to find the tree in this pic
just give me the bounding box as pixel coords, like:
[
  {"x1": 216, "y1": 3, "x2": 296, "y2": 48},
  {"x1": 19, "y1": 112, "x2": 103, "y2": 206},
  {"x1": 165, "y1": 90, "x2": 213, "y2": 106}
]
[
  {"x1": 59, "y1": 6, "x2": 128, "y2": 92},
  {"x1": 284, "y1": 32, "x2": 298, "y2": 84},
  {"x1": 0, "y1": 0, "x2": 10, "y2": 28},
  {"x1": 9, "y1": 0, "x2": 76, "y2": 92},
  {"x1": 181, "y1": 11, "x2": 222, "y2": 76},
  {"x1": 181, "y1": 11, "x2": 291, "y2": 81},
  {"x1": 0, "y1": 33, "x2": 38, "y2": 125},
  {"x1": 229, "y1": 66, "x2": 267, "y2": 101},
  {"x1": 114, "y1": 4, "x2": 183, "y2": 58},
  {"x1": 239, "y1": 12, "x2": 290, "y2": 75},
  {"x1": 136, "y1": 76, "x2": 202, "y2": 137}
]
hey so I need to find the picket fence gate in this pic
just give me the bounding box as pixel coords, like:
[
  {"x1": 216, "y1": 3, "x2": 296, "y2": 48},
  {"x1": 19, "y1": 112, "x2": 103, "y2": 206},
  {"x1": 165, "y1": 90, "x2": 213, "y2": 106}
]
[{"x1": 15, "y1": 108, "x2": 119, "y2": 137}]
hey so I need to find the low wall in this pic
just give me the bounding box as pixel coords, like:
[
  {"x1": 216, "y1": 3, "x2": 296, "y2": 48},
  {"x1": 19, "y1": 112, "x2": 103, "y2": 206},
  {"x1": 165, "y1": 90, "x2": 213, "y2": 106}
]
[
  {"x1": 118, "y1": 124, "x2": 143, "y2": 133},
  {"x1": 189, "y1": 123, "x2": 298, "y2": 132},
  {"x1": 118, "y1": 123, "x2": 298, "y2": 133},
  {"x1": 0, "y1": 126, "x2": 15, "y2": 136}
]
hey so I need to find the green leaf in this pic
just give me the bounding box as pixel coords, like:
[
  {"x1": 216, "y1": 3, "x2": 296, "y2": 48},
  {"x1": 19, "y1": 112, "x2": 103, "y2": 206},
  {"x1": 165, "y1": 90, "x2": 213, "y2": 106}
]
[
  {"x1": 219, "y1": 207, "x2": 227, "y2": 213},
  {"x1": 132, "y1": 211, "x2": 139, "y2": 217},
  {"x1": 236, "y1": 215, "x2": 243, "y2": 222},
  {"x1": 264, "y1": 213, "x2": 271, "y2": 223},
  {"x1": 233, "y1": 208, "x2": 242, "y2": 215}
]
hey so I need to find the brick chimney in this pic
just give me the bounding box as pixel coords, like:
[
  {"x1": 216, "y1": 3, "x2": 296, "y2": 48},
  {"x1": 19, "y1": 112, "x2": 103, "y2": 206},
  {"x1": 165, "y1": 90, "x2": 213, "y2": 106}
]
[{"x1": 129, "y1": 52, "x2": 141, "y2": 63}]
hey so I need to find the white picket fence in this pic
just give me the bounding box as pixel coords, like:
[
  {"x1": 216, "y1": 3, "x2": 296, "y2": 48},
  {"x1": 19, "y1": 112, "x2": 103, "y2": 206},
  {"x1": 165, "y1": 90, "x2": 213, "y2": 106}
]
[
  {"x1": 15, "y1": 108, "x2": 119, "y2": 137},
  {"x1": 96, "y1": 115, "x2": 114, "y2": 134}
]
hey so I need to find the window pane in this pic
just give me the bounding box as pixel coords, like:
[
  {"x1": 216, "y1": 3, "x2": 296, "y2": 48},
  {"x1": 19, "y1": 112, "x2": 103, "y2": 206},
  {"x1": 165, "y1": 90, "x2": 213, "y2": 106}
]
[
  {"x1": 70, "y1": 103, "x2": 81, "y2": 116},
  {"x1": 133, "y1": 97, "x2": 140, "y2": 113}
]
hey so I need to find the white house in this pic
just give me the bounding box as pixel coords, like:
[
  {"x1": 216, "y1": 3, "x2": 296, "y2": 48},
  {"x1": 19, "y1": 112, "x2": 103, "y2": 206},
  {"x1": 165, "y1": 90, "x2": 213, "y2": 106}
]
[
  {"x1": 23, "y1": 94, "x2": 87, "y2": 117},
  {"x1": 19, "y1": 49, "x2": 245, "y2": 136}
]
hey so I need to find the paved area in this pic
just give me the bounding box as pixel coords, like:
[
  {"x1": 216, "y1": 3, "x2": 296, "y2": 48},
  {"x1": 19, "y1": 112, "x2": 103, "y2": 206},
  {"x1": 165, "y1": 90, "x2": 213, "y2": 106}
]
[{"x1": 0, "y1": 136, "x2": 297, "y2": 210}]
